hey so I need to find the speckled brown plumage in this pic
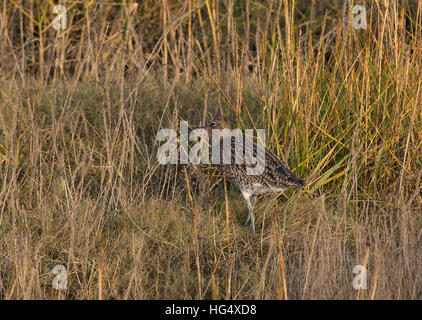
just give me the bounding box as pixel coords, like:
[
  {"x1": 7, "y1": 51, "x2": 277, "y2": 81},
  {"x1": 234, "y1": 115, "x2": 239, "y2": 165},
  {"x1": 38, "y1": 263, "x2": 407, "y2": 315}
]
[{"x1": 191, "y1": 119, "x2": 306, "y2": 233}]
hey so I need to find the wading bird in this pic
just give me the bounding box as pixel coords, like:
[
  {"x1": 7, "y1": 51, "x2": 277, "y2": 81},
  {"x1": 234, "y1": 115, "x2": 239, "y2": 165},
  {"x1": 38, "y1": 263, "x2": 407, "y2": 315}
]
[{"x1": 191, "y1": 119, "x2": 306, "y2": 233}]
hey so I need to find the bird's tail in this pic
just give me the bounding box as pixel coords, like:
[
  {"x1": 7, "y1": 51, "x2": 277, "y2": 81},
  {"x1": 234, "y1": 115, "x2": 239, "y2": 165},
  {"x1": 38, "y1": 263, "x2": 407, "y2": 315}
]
[
  {"x1": 276, "y1": 166, "x2": 306, "y2": 188},
  {"x1": 291, "y1": 176, "x2": 306, "y2": 187}
]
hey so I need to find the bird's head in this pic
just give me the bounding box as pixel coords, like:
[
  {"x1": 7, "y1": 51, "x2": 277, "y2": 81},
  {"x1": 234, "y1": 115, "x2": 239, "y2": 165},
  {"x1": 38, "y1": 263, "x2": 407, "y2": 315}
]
[{"x1": 191, "y1": 119, "x2": 231, "y2": 132}]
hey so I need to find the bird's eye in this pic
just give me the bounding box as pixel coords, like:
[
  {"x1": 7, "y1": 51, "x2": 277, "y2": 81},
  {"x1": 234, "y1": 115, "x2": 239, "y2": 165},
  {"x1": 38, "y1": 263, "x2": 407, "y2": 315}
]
[{"x1": 210, "y1": 122, "x2": 216, "y2": 126}]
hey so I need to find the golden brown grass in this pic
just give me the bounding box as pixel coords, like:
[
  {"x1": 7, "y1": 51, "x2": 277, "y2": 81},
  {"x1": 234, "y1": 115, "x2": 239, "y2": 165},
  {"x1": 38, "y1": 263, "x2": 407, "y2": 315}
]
[{"x1": 0, "y1": 0, "x2": 421, "y2": 299}]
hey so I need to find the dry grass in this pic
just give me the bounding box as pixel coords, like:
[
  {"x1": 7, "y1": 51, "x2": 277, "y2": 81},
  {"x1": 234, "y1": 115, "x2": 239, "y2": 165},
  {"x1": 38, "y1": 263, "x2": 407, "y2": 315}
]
[{"x1": 0, "y1": 0, "x2": 421, "y2": 299}]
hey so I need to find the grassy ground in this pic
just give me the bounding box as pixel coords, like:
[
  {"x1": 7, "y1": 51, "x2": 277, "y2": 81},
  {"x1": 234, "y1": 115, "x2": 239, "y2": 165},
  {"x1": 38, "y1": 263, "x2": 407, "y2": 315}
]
[{"x1": 0, "y1": 0, "x2": 421, "y2": 299}]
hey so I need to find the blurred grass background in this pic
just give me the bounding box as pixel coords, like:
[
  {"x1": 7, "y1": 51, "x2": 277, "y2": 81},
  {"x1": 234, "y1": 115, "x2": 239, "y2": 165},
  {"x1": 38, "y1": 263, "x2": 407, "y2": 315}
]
[{"x1": 0, "y1": 0, "x2": 421, "y2": 299}]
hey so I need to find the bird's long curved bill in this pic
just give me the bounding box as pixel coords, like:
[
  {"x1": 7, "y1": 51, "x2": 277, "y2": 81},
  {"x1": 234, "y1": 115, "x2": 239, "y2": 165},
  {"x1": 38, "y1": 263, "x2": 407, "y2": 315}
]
[{"x1": 189, "y1": 124, "x2": 212, "y2": 132}]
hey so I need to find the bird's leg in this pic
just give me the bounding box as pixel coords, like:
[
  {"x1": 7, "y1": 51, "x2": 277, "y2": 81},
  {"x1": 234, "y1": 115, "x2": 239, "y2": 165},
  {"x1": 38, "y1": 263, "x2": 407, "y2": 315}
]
[
  {"x1": 250, "y1": 195, "x2": 256, "y2": 233},
  {"x1": 251, "y1": 195, "x2": 257, "y2": 206},
  {"x1": 245, "y1": 197, "x2": 255, "y2": 233},
  {"x1": 244, "y1": 195, "x2": 256, "y2": 225},
  {"x1": 243, "y1": 194, "x2": 256, "y2": 226},
  {"x1": 241, "y1": 192, "x2": 256, "y2": 233},
  {"x1": 243, "y1": 211, "x2": 251, "y2": 226}
]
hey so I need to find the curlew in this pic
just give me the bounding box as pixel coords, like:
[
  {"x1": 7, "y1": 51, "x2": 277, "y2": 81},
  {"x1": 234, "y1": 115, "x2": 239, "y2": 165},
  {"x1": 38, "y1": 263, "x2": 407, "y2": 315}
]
[{"x1": 190, "y1": 119, "x2": 306, "y2": 233}]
